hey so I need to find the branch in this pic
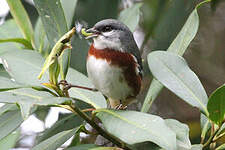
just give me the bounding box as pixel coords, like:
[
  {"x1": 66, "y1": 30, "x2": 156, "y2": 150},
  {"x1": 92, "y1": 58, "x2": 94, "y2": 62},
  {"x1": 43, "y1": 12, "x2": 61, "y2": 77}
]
[{"x1": 59, "y1": 103, "x2": 132, "y2": 150}]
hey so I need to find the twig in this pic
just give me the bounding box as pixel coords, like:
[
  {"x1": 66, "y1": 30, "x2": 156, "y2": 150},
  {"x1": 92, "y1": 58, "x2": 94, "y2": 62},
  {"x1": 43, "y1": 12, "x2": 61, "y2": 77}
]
[
  {"x1": 58, "y1": 80, "x2": 98, "y2": 92},
  {"x1": 67, "y1": 85, "x2": 98, "y2": 92},
  {"x1": 82, "y1": 108, "x2": 96, "y2": 112},
  {"x1": 203, "y1": 124, "x2": 219, "y2": 149}
]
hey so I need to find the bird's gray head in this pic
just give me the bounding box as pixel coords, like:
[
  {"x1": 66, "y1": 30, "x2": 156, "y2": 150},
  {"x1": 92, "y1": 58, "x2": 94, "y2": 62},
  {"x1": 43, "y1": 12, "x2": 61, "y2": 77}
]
[{"x1": 86, "y1": 19, "x2": 134, "y2": 51}]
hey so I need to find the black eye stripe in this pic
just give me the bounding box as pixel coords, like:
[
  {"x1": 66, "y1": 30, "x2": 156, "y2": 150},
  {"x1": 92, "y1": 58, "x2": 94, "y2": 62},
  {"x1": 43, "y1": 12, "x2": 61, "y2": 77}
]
[
  {"x1": 95, "y1": 24, "x2": 122, "y2": 32},
  {"x1": 102, "y1": 26, "x2": 112, "y2": 32}
]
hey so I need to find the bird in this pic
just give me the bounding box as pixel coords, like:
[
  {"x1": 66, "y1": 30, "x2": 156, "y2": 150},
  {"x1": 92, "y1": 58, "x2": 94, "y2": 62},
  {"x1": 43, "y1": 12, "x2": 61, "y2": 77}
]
[{"x1": 85, "y1": 19, "x2": 142, "y2": 109}]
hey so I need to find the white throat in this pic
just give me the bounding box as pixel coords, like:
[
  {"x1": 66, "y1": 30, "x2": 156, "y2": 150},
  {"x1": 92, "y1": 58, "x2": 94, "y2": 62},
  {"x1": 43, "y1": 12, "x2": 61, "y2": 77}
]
[{"x1": 93, "y1": 34, "x2": 122, "y2": 50}]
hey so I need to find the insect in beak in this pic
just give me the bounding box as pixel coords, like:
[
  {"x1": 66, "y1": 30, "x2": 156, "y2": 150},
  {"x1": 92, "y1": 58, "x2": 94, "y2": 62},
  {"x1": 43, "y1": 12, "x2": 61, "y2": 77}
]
[{"x1": 84, "y1": 28, "x2": 100, "y2": 39}]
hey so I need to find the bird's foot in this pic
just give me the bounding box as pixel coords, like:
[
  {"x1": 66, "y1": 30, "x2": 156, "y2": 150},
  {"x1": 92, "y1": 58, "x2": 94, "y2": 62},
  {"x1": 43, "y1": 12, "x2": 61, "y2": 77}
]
[
  {"x1": 115, "y1": 104, "x2": 127, "y2": 110},
  {"x1": 58, "y1": 80, "x2": 72, "y2": 95},
  {"x1": 115, "y1": 103, "x2": 127, "y2": 110}
]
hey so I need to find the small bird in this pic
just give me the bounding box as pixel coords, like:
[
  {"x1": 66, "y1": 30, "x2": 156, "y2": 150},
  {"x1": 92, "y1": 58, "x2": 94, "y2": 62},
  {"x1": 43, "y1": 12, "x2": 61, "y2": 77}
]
[{"x1": 85, "y1": 19, "x2": 142, "y2": 109}]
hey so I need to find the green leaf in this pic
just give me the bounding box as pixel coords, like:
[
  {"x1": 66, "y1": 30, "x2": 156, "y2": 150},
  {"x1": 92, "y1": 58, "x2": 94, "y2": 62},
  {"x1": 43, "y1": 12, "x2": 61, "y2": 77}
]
[
  {"x1": 61, "y1": 0, "x2": 78, "y2": 28},
  {"x1": 66, "y1": 144, "x2": 98, "y2": 150},
  {"x1": 0, "y1": 88, "x2": 69, "y2": 119},
  {"x1": 96, "y1": 109, "x2": 176, "y2": 150},
  {"x1": 165, "y1": 119, "x2": 191, "y2": 149},
  {"x1": 190, "y1": 144, "x2": 203, "y2": 150},
  {"x1": 37, "y1": 114, "x2": 82, "y2": 143},
  {"x1": 0, "y1": 76, "x2": 23, "y2": 91},
  {"x1": 1, "y1": 50, "x2": 49, "y2": 86},
  {"x1": 0, "y1": 18, "x2": 33, "y2": 49},
  {"x1": 0, "y1": 64, "x2": 10, "y2": 78},
  {"x1": 0, "y1": 19, "x2": 24, "y2": 50},
  {"x1": 148, "y1": 51, "x2": 208, "y2": 115},
  {"x1": 131, "y1": 142, "x2": 162, "y2": 150},
  {"x1": 0, "y1": 38, "x2": 32, "y2": 49},
  {"x1": 70, "y1": 37, "x2": 89, "y2": 74},
  {"x1": 6, "y1": 0, "x2": 34, "y2": 47},
  {"x1": 34, "y1": 0, "x2": 70, "y2": 79},
  {"x1": 141, "y1": 79, "x2": 163, "y2": 112},
  {"x1": 200, "y1": 114, "x2": 210, "y2": 143},
  {"x1": 0, "y1": 19, "x2": 23, "y2": 39},
  {"x1": 167, "y1": 9, "x2": 199, "y2": 55},
  {"x1": 68, "y1": 125, "x2": 83, "y2": 147},
  {"x1": 33, "y1": 0, "x2": 68, "y2": 45},
  {"x1": 207, "y1": 85, "x2": 225, "y2": 125},
  {"x1": 0, "y1": 104, "x2": 18, "y2": 116},
  {"x1": 0, "y1": 44, "x2": 18, "y2": 58},
  {"x1": 66, "y1": 68, "x2": 107, "y2": 109},
  {"x1": 34, "y1": 106, "x2": 50, "y2": 122},
  {"x1": 0, "y1": 109, "x2": 23, "y2": 140},
  {"x1": 141, "y1": 9, "x2": 199, "y2": 112},
  {"x1": 118, "y1": 3, "x2": 143, "y2": 32},
  {"x1": 0, "y1": 130, "x2": 20, "y2": 150},
  {"x1": 32, "y1": 128, "x2": 77, "y2": 150},
  {"x1": 66, "y1": 144, "x2": 123, "y2": 150},
  {"x1": 200, "y1": 114, "x2": 209, "y2": 129},
  {"x1": 34, "y1": 18, "x2": 50, "y2": 54}
]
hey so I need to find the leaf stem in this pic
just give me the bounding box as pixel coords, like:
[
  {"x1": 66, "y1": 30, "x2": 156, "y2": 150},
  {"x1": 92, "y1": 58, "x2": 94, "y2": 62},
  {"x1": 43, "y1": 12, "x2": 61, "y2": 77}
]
[{"x1": 196, "y1": 0, "x2": 211, "y2": 9}]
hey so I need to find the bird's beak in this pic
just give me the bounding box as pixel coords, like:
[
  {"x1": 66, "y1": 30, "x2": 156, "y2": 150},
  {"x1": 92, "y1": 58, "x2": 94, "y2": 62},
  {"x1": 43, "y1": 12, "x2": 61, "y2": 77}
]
[{"x1": 85, "y1": 27, "x2": 100, "y2": 39}]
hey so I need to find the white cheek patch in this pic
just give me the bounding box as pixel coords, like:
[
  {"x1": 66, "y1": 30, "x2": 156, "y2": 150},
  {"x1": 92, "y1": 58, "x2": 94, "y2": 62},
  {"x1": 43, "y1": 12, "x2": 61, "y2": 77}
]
[
  {"x1": 93, "y1": 32, "x2": 122, "y2": 50},
  {"x1": 93, "y1": 37, "x2": 107, "y2": 49},
  {"x1": 102, "y1": 30, "x2": 114, "y2": 36}
]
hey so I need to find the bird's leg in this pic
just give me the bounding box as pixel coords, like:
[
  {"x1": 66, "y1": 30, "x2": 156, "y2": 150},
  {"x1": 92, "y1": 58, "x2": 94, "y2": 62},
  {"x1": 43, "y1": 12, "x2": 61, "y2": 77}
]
[{"x1": 58, "y1": 80, "x2": 98, "y2": 95}]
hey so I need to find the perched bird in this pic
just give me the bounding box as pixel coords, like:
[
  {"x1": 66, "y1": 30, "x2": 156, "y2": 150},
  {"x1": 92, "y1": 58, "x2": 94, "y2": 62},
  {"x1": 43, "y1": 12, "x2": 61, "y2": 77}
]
[{"x1": 85, "y1": 19, "x2": 142, "y2": 109}]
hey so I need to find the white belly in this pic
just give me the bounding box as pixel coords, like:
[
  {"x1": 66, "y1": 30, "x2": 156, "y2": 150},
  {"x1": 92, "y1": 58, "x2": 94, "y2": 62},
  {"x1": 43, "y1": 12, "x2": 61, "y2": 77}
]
[{"x1": 87, "y1": 55, "x2": 132, "y2": 100}]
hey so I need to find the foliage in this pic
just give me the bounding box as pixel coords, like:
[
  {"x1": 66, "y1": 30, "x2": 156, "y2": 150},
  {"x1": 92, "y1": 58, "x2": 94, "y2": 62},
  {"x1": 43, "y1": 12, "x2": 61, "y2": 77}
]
[{"x1": 0, "y1": 0, "x2": 224, "y2": 149}]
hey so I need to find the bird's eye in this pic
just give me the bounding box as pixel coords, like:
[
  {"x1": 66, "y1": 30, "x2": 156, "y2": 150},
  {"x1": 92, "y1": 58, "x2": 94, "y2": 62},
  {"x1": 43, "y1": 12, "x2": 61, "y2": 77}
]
[{"x1": 102, "y1": 26, "x2": 112, "y2": 32}]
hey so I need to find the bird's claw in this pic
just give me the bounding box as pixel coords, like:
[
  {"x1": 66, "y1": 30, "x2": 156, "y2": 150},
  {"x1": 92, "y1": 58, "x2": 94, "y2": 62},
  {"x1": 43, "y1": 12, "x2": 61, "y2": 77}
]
[
  {"x1": 115, "y1": 104, "x2": 127, "y2": 110},
  {"x1": 58, "y1": 80, "x2": 72, "y2": 93},
  {"x1": 58, "y1": 80, "x2": 68, "y2": 86}
]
